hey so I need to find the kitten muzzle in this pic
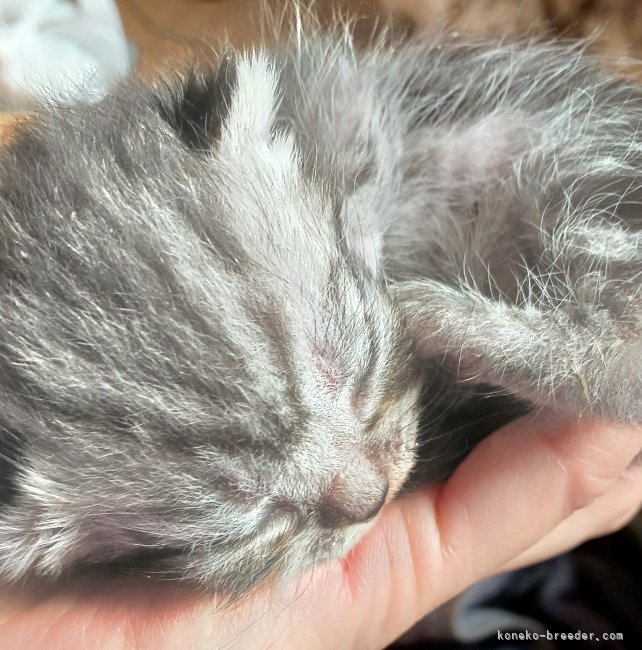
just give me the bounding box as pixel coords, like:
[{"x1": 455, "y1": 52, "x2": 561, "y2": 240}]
[{"x1": 316, "y1": 455, "x2": 389, "y2": 528}]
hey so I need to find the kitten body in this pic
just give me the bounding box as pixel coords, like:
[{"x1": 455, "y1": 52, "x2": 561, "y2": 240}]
[{"x1": 0, "y1": 28, "x2": 640, "y2": 591}]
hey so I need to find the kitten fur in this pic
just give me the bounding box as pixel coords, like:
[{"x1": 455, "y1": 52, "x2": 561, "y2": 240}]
[{"x1": 0, "y1": 22, "x2": 641, "y2": 593}]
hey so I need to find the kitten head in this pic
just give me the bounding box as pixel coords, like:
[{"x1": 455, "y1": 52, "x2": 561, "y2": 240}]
[{"x1": 0, "y1": 51, "x2": 422, "y2": 593}]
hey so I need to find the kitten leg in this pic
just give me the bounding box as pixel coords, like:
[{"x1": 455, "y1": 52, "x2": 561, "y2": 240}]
[
  {"x1": 395, "y1": 274, "x2": 641, "y2": 423},
  {"x1": 542, "y1": 219, "x2": 641, "y2": 323}
]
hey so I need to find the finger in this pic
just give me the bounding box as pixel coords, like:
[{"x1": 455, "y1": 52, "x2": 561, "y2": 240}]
[
  {"x1": 430, "y1": 414, "x2": 642, "y2": 589},
  {"x1": 178, "y1": 418, "x2": 642, "y2": 650},
  {"x1": 499, "y1": 462, "x2": 642, "y2": 573},
  {"x1": 325, "y1": 415, "x2": 642, "y2": 648}
]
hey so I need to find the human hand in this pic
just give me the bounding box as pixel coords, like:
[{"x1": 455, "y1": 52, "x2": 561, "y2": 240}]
[{"x1": 1, "y1": 413, "x2": 640, "y2": 650}]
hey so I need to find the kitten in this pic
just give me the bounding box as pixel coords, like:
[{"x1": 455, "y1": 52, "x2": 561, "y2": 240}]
[{"x1": 0, "y1": 27, "x2": 640, "y2": 594}]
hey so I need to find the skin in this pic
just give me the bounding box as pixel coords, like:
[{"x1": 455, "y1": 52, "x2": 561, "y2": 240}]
[{"x1": 0, "y1": 412, "x2": 640, "y2": 650}]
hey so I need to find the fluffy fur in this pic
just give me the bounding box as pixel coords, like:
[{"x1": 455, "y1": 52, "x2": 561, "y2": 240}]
[{"x1": 0, "y1": 25, "x2": 640, "y2": 593}]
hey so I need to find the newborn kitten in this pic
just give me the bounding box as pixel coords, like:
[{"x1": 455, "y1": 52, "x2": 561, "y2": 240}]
[{"x1": 0, "y1": 29, "x2": 640, "y2": 593}]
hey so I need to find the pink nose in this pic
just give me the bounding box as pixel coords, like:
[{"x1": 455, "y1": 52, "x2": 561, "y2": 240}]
[{"x1": 317, "y1": 456, "x2": 389, "y2": 528}]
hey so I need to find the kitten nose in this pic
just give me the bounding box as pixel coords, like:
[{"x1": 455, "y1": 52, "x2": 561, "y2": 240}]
[{"x1": 317, "y1": 456, "x2": 389, "y2": 528}]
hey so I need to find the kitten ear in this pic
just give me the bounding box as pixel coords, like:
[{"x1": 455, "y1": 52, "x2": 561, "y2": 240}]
[
  {"x1": 154, "y1": 54, "x2": 237, "y2": 150},
  {"x1": 218, "y1": 53, "x2": 281, "y2": 148},
  {"x1": 155, "y1": 53, "x2": 283, "y2": 151}
]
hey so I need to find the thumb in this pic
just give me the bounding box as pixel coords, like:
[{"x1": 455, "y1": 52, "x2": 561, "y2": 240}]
[{"x1": 282, "y1": 414, "x2": 642, "y2": 648}]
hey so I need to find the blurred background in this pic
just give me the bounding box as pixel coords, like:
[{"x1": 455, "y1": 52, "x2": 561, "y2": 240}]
[
  {"x1": 4, "y1": 0, "x2": 642, "y2": 112},
  {"x1": 117, "y1": 0, "x2": 642, "y2": 67}
]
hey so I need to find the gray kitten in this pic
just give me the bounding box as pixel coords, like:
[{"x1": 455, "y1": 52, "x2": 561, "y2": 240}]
[{"x1": 0, "y1": 28, "x2": 640, "y2": 594}]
